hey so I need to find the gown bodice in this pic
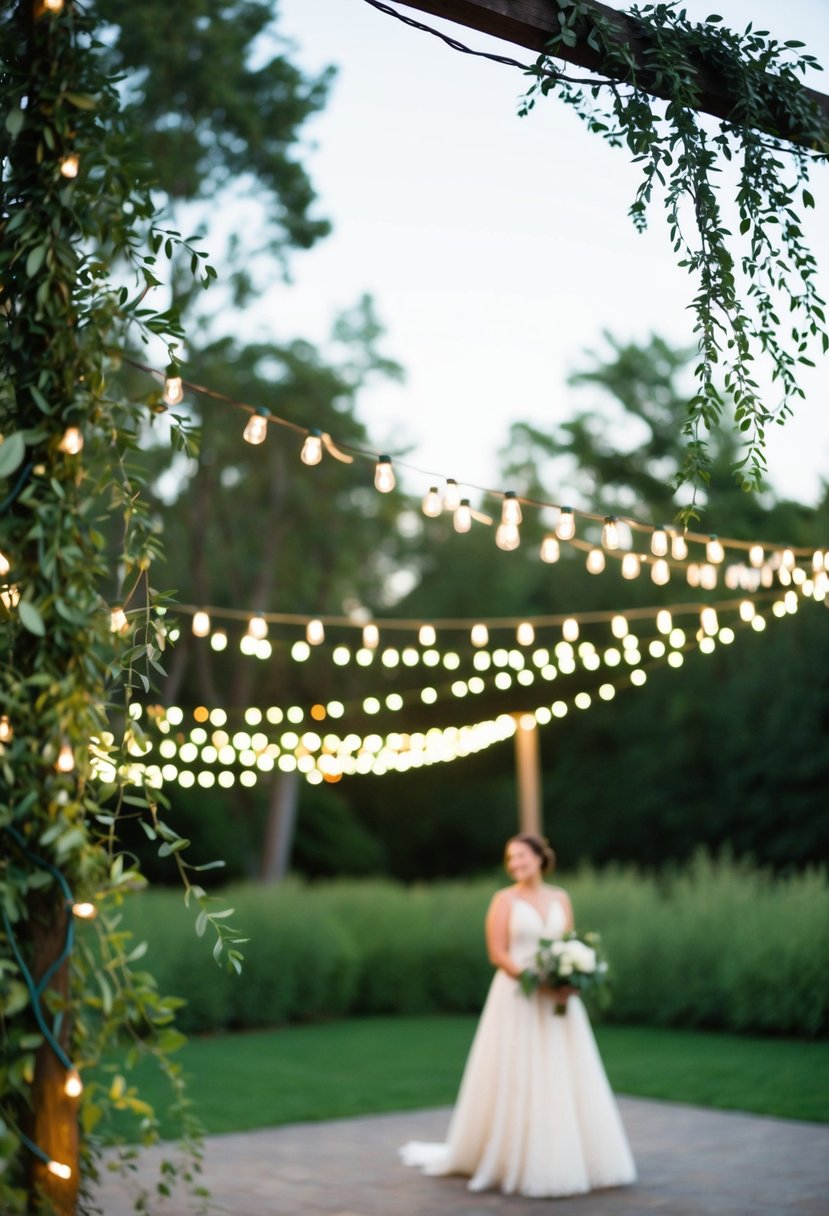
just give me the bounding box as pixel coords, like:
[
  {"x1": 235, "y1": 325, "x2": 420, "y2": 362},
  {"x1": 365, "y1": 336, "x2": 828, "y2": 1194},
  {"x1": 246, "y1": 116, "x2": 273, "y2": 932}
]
[{"x1": 509, "y1": 895, "x2": 567, "y2": 969}]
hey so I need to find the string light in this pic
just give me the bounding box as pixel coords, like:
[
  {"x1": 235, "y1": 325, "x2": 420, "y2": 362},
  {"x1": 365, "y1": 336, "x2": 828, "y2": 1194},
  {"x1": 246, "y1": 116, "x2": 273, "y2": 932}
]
[
  {"x1": 243, "y1": 407, "x2": 270, "y2": 446},
  {"x1": 495, "y1": 521, "x2": 520, "y2": 551},
  {"x1": 162, "y1": 375, "x2": 184, "y2": 406},
  {"x1": 55, "y1": 742, "x2": 75, "y2": 774},
  {"x1": 540, "y1": 534, "x2": 560, "y2": 564},
  {"x1": 192, "y1": 610, "x2": 211, "y2": 637},
  {"x1": 621, "y1": 552, "x2": 641, "y2": 579},
  {"x1": 0, "y1": 715, "x2": 12, "y2": 743},
  {"x1": 47, "y1": 1161, "x2": 72, "y2": 1181},
  {"x1": 700, "y1": 606, "x2": 719, "y2": 635},
  {"x1": 501, "y1": 491, "x2": 522, "y2": 526},
  {"x1": 671, "y1": 532, "x2": 689, "y2": 560},
  {"x1": 562, "y1": 617, "x2": 579, "y2": 643},
  {"x1": 247, "y1": 614, "x2": 268, "y2": 641},
  {"x1": 109, "y1": 606, "x2": 128, "y2": 634},
  {"x1": 651, "y1": 559, "x2": 670, "y2": 586},
  {"x1": 651, "y1": 527, "x2": 668, "y2": 557},
  {"x1": 421, "y1": 486, "x2": 442, "y2": 517},
  {"x1": 211, "y1": 629, "x2": 228, "y2": 652},
  {"x1": 298, "y1": 428, "x2": 322, "y2": 466},
  {"x1": 700, "y1": 564, "x2": 718, "y2": 590},
  {"x1": 601, "y1": 516, "x2": 620, "y2": 550},
  {"x1": 362, "y1": 623, "x2": 380, "y2": 650},
  {"x1": 739, "y1": 600, "x2": 756, "y2": 622},
  {"x1": 306, "y1": 619, "x2": 325, "y2": 645},
  {"x1": 555, "y1": 507, "x2": 575, "y2": 541},
  {"x1": 0, "y1": 550, "x2": 10, "y2": 577},
  {"x1": 374, "y1": 455, "x2": 395, "y2": 493},
  {"x1": 471, "y1": 623, "x2": 489, "y2": 647},
  {"x1": 418, "y1": 624, "x2": 437, "y2": 646},
  {"x1": 611, "y1": 614, "x2": 628, "y2": 639},
  {"x1": 63, "y1": 1069, "x2": 83, "y2": 1098},
  {"x1": 454, "y1": 498, "x2": 472, "y2": 533},
  {"x1": 516, "y1": 622, "x2": 535, "y2": 646},
  {"x1": 71, "y1": 901, "x2": 96, "y2": 919},
  {"x1": 586, "y1": 548, "x2": 606, "y2": 574},
  {"x1": 656, "y1": 609, "x2": 672, "y2": 634},
  {"x1": 59, "y1": 154, "x2": 79, "y2": 179},
  {"x1": 58, "y1": 426, "x2": 83, "y2": 454},
  {"x1": 749, "y1": 544, "x2": 765, "y2": 567},
  {"x1": 706, "y1": 536, "x2": 725, "y2": 564},
  {"x1": 443, "y1": 479, "x2": 461, "y2": 511}
]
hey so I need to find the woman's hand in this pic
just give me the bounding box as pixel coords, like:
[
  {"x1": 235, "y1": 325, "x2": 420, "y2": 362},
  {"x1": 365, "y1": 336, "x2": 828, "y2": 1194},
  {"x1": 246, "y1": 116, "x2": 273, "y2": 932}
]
[{"x1": 540, "y1": 983, "x2": 578, "y2": 1002}]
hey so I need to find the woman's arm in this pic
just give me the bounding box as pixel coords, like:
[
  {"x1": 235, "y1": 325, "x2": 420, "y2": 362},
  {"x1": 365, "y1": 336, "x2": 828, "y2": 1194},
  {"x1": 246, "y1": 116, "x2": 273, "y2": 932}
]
[{"x1": 484, "y1": 890, "x2": 523, "y2": 979}]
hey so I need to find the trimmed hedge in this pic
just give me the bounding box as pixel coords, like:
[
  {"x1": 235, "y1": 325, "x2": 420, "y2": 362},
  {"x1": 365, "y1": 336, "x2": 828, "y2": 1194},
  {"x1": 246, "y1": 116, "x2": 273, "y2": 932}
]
[{"x1": 121, "y1": 855, "x2": 829, "y2": 1037}]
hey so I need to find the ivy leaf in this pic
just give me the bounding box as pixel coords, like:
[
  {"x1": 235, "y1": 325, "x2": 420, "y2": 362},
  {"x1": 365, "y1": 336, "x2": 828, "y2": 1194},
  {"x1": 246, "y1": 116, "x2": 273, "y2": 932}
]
[
  {"x1": 25, "y1": 244, "x2": 47, "y2": 277},
  {"x1": 63, "y1": 92, "x2": 99, "y2": 110},
  {"x1": 0, "y1": 432, "x2": 25, "y2": 478},
  {"x1": 18, "y1": 601, "x2": 46, "y2": 637},
  {"x1": 4, "y1": 108, "x2": 24, "y2": 136}
]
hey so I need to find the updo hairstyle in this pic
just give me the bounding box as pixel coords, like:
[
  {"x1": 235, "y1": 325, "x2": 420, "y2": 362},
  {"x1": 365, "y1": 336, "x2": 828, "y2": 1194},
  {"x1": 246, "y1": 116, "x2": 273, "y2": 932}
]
[{"x1": 505, "y1": 832, "x2": 556, "y2": 874}]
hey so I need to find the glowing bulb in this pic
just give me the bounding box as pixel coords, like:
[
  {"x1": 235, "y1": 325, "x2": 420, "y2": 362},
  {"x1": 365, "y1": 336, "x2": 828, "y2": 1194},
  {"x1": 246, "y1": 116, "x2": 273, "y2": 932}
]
[
  {"x1": 418, "y1": 624, "x2": 436, "y2": 646},
  {"x1": 444, "y1": 479, "x2": 461, "y2": 511},
  {"x1": 516, "y1": 622, "x2": 535, "y2": 646},
  {"x1": 700, "y1": 564, "x2": 718, "y2": 590},
  {"x1": 471, "y1": 623, "x2": 489, "y2": 647},
  {"x1": 495, "y1": 522, "x2": 520, "y2": 551},
  {"x1": 192, "y1": 610, "x2": 210, "y2": 637},
  {"x1": 59, "y1": 154, "x2": 79, "y2": 179},
  {"x1": 540, "y1": 534, "x2": 560, "y2": 564},
  {"x1": 586, "y1": 548, "x2": 605, "y2": 574},
  {"x1": 611, "y1": 614, "x2": 628, "y2": 639},
  {"x1": 748, "y1": 544, "x2": 765, "y2": 568},
  {"x1": 601, "y1": 517, "x2": 619, "y2": 549},
  {"x1": 211, "y1": 629, "x2": 227, "y2": 652},
  {"x1": 501, "y1": 492, "x2": 522, "y2": 526},
  {"x1": 374, "y1": 455, "x2": 395, "y2": 493},
  {"x1": 64, "y1": 1069, "x2": 83, "y2": 1098},
  {"x1": 651, "y1": 527, "x2": 668, "y2": 557},
  {"x1": 247, "y1": 614, "x2": 268, "y2": 640},
  {"x1": 243, "y1": 408, "x2": 270, "y2": 445},
  {"x1": 301, "y1": 429, "x2": 323, "y2": 465},
  {"x1": 706, "y1": 535, "x2": 725, "y2": 564},
  {"x1": 811, "y1": 550, "x2": 825, "y2": 573},
  {"x1": 47, "y1": 1161, "x2": 72, "y2": 1181},
  {"x1": 700, "y1": 607, "x2": 719, "y2": 636},
  {"x1": 671, "y1": 532, "x2": 688, "y2": 560},
  {"x1": 42, "y1": 0, "x2": 65, "y2": 11},
  {"x1": 0, "y1": 551, "x2": 11, "y2": 577},
  {"x1": 109, "y1": 606, "x2": 128, "y2": 634},
  {"x1": 562, "y1": 618, "x2": 579, "y2": 643},
  {"x1": 55, "y1": 742, "x2": 75, "y2": 773},
  {"x1": 362, "y1": 623, "x2": 379, "y2": 650},
  {"x1": 454, "y1": 499, "x2": 472, "y2": 533},
  {"x1": 422, "y1": 486, "x2": 442, "y2": 518},
  {"x1": 739, "y1": 600, "x2": 756, "y2": 622},
  {"x1": 656, "y1": 609, "x2": 672, "y2": 634},
  {"x1": 621, "y1": 552, "x2": 641, "y2": 580},
  {"x1": 651, "y1": 558, "x2": 670, "y2": 586},
  {"x1": 306, "y1": 618, "x2": 325, "y2": 645},
  {"x1": 162, "y1": 375, "x2": 184, "y2": 406},
  {"x1": 555, "y1": 507, "x2": 575, "y2": 541},
  {"x1": 58, "y1": 426, "x2": 83, "y2": 454},
  {"x1": 0, "y1": 714, "x2": 12, "y2": 743},
  {"x1": 71, "y1": 901, "x2": 96, "y2": 919}
]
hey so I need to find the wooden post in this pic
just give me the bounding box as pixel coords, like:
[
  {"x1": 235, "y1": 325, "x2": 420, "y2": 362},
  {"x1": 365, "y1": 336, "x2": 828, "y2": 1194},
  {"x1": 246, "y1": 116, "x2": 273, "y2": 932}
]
[
  {"x1": 513, "y1": 713, "x2": 543, "y2": 835},
  {"x1": 260, "y1": 770, "x2": 301, "y2": 882}
]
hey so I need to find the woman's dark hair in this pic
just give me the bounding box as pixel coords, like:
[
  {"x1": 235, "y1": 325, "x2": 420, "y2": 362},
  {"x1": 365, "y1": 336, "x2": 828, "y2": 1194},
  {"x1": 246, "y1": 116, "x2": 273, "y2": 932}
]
[{"x1": 505, "y1": 833, "x2": 556, "y2": 874}]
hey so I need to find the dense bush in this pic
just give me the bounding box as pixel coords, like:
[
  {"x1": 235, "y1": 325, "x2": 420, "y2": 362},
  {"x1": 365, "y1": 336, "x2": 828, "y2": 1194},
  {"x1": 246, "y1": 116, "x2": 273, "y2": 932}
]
[{"x1": 120, "y1": 855, "x2": 829, "y2": 1038}]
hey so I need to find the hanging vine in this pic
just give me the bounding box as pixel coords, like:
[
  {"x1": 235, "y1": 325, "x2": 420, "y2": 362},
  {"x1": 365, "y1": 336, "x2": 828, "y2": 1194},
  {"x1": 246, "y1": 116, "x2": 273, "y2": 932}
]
[
  {"x1": 0, "y1": 2, "x2": 242, "y2": 1212},
  {"x1": 519, "y1": 0, "x2": 828, "y2": 518}
]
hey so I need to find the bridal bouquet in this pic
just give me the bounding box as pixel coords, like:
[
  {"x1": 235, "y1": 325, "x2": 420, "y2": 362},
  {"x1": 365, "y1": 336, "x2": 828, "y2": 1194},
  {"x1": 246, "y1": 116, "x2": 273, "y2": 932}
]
[{"x1": 519, "y1": 931, "x2": 608, "y2": 1015}]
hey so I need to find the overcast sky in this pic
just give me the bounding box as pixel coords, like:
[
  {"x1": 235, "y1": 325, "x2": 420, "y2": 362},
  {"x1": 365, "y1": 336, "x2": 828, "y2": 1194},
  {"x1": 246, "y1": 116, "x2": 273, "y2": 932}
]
[{"x1": 258, "y1": 0, "x2": 829, "y2": 509}]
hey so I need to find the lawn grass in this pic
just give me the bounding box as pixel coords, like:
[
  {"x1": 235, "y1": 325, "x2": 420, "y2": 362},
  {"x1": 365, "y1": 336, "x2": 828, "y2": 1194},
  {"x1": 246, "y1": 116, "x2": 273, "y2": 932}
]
[{"x1": 101, "y1": 1017, "x2": 829, "y2": 1141}]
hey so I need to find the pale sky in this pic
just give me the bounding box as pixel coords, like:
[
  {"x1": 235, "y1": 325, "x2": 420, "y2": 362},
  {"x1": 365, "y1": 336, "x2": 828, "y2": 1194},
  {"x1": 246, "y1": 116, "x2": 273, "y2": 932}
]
[{"x1": 258, "y1": 0, "x2": 829, "y2": 508}]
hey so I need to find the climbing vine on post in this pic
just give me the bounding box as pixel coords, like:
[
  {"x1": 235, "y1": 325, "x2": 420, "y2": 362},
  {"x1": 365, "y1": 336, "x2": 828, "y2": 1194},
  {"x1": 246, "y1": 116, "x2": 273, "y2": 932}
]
[
  {"x1": 0, "y1": 2, "x2": 241, "y2": 1212},
  {"x1": 520, "y1": 0, "x2": 828, "y2": 518}
]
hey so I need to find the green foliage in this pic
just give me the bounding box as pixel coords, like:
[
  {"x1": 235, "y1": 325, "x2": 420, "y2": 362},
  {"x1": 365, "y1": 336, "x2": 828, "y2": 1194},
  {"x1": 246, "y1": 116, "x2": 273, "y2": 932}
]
[
  {"x1": 521, "y1": 1, "x2": 828, "y2": 511},
  {"x1": 122, "y1": 859, "x2": 829, "y2": 1039}
]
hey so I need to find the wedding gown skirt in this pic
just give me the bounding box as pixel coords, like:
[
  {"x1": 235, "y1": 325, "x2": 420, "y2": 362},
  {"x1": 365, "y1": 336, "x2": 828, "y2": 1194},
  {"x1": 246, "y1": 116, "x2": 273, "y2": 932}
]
[{"x1": 400, "y1": 897, "x2": 637, "y2": 1198}]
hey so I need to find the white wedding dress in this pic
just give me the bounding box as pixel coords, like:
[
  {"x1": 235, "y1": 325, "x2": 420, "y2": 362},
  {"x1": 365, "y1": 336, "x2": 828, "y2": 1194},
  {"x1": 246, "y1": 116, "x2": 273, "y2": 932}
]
[{"x1": 400, "y1": 897, "x2": 637, "y2": 1198}]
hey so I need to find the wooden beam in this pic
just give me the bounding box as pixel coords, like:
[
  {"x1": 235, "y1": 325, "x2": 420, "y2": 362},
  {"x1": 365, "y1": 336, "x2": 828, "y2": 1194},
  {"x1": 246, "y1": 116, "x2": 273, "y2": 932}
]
[{"x1": 396, "y1": 0, "x2": 829, "y2": 148}]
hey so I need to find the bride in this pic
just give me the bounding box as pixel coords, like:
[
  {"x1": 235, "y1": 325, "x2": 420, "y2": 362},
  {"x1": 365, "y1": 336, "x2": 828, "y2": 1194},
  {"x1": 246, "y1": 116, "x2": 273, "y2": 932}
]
[{"x1": 400, "y1": 832, "x2": 637, "y2": 1198}]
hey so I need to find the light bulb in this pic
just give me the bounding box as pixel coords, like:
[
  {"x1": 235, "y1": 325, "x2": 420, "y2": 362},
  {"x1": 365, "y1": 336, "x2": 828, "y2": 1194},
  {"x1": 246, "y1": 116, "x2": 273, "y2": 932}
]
[
  {"x1": 64, "y1": 1069, "x2": 83, "y2": 1098},
  {"x1": 443, "y1": 479, "x2": 461, "y2": 511},
  {"x1": 811, "y1": 550, "x2": 825, "y2": 573},
  {"x1": 454, "y1": 499, "x2": 472, "y2": 533},
  {"x1": 749, "y1": 544, "x2": 764, "y2": 567},
  {"x1": 706, "y1": 535, "x2": 725, "y2": 564},
  {"x1": 611, "y1": 614, "x2": 628, "y2": 639},
  {"x1": 700, "y1": 563, "x2": 718, "y2": 590},
  {"x1": 59, "y1": 154, "x2": 79, "y2": 179},
  {"x1": 306, "y1": 618, "x2": 325, "y2": 645},
  {"x1": 162, "y1": 375, "x2": 184, "y2": 406},
  {"x1": 562, "y1": 617, "x2": 579, "y2": 643},
  {"x1": 418, "y1": 624, "x2": 436, "y2": 647},
  {"x1": 362, "y1": 623, "x2": 379, "y2": 650},
  {"x1": 47, "y1": 1161, "x2": 72, "y2": 1181},
  {"x1": 247, "y1": 614, "x2": 268, "y2": 640},
  {"x1": 243, "y1": 409, "x2": 270, "y2": 445},
  {"x1": 0, "y1": 551, "x2": 10, "y2": 577},
  {"x1": 671, "y1": 532, "x2": 689, "y2": 560},
  {"x1": 601, "y1": 517, "x2": 619, "y2": 549},
  {"x1": 471, "y1": 623, "x2": 489, "y2": 647},
  {"x1": 555, "y1": 507, "x2": 575, "y2": 541},
  {"x1": 58, "y1": 426, "x2": 83, "y2": 454},
  {"x1": 109, "y1": 606, "x2": 128, "y2": 634},
  {"x1": 71, "y1": 901, "x2": 96, "y2": 919},
  {"x1": 211, "y1": 629, "x2": 227, "y2": 651},
  {"x1": 586, "y1": 548, "x2": 605, "y2": 574},
  {"x1": 374, "y1": 455, "x2": 395, "y2": 493},
  {"x1": 651, "y1": 527, "x2": 668, "y2": 556},
  {"x1": 701, "y1": 607, "x2": 719, "y2": 636},
  {"x1": 739, "y1": 600, "x2": 756, "y2": 622},
  {"x1": 192, "y1": 611, "x2": 210, "y2": 638},
  {"x1": 651, "y1": 558, "x2": 670, "y2": 586},
  {"x1": 656, "y1": 609, "x2": 672, "y2": 634},
  {"x1": 0, "y1": 714, "x2": 12, "y2": 743},
  {"x1": 501, "y1": 492, "x2": 522, "y2": 526},
  {"x1": 621, "y1": 552, "x2": 641, "y2": 579},
  {"x1": 780, "y1": 548, "x2": 796, "y2": 571},
  {"x1": 540, "y1": 534, "x2": 560, "y2": 564},
  {"x1": 301, "y1": 430, "x2": 323, "y2": 466},
  {"x1": 686, "y1": 563, "x2": 701, "y2": 587},
  {"x1": 516, "y1": 622, "x2": 535, "y2": 646},
  {"x1": 55, "y1": 742, "x2": 75, "y2": 773},
  {"x1": 421, "y1": 486, "x2": 442, "y2": 518},
  {"x1": 495, "y1": 522, "x2": 520, "y2": 551}
]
